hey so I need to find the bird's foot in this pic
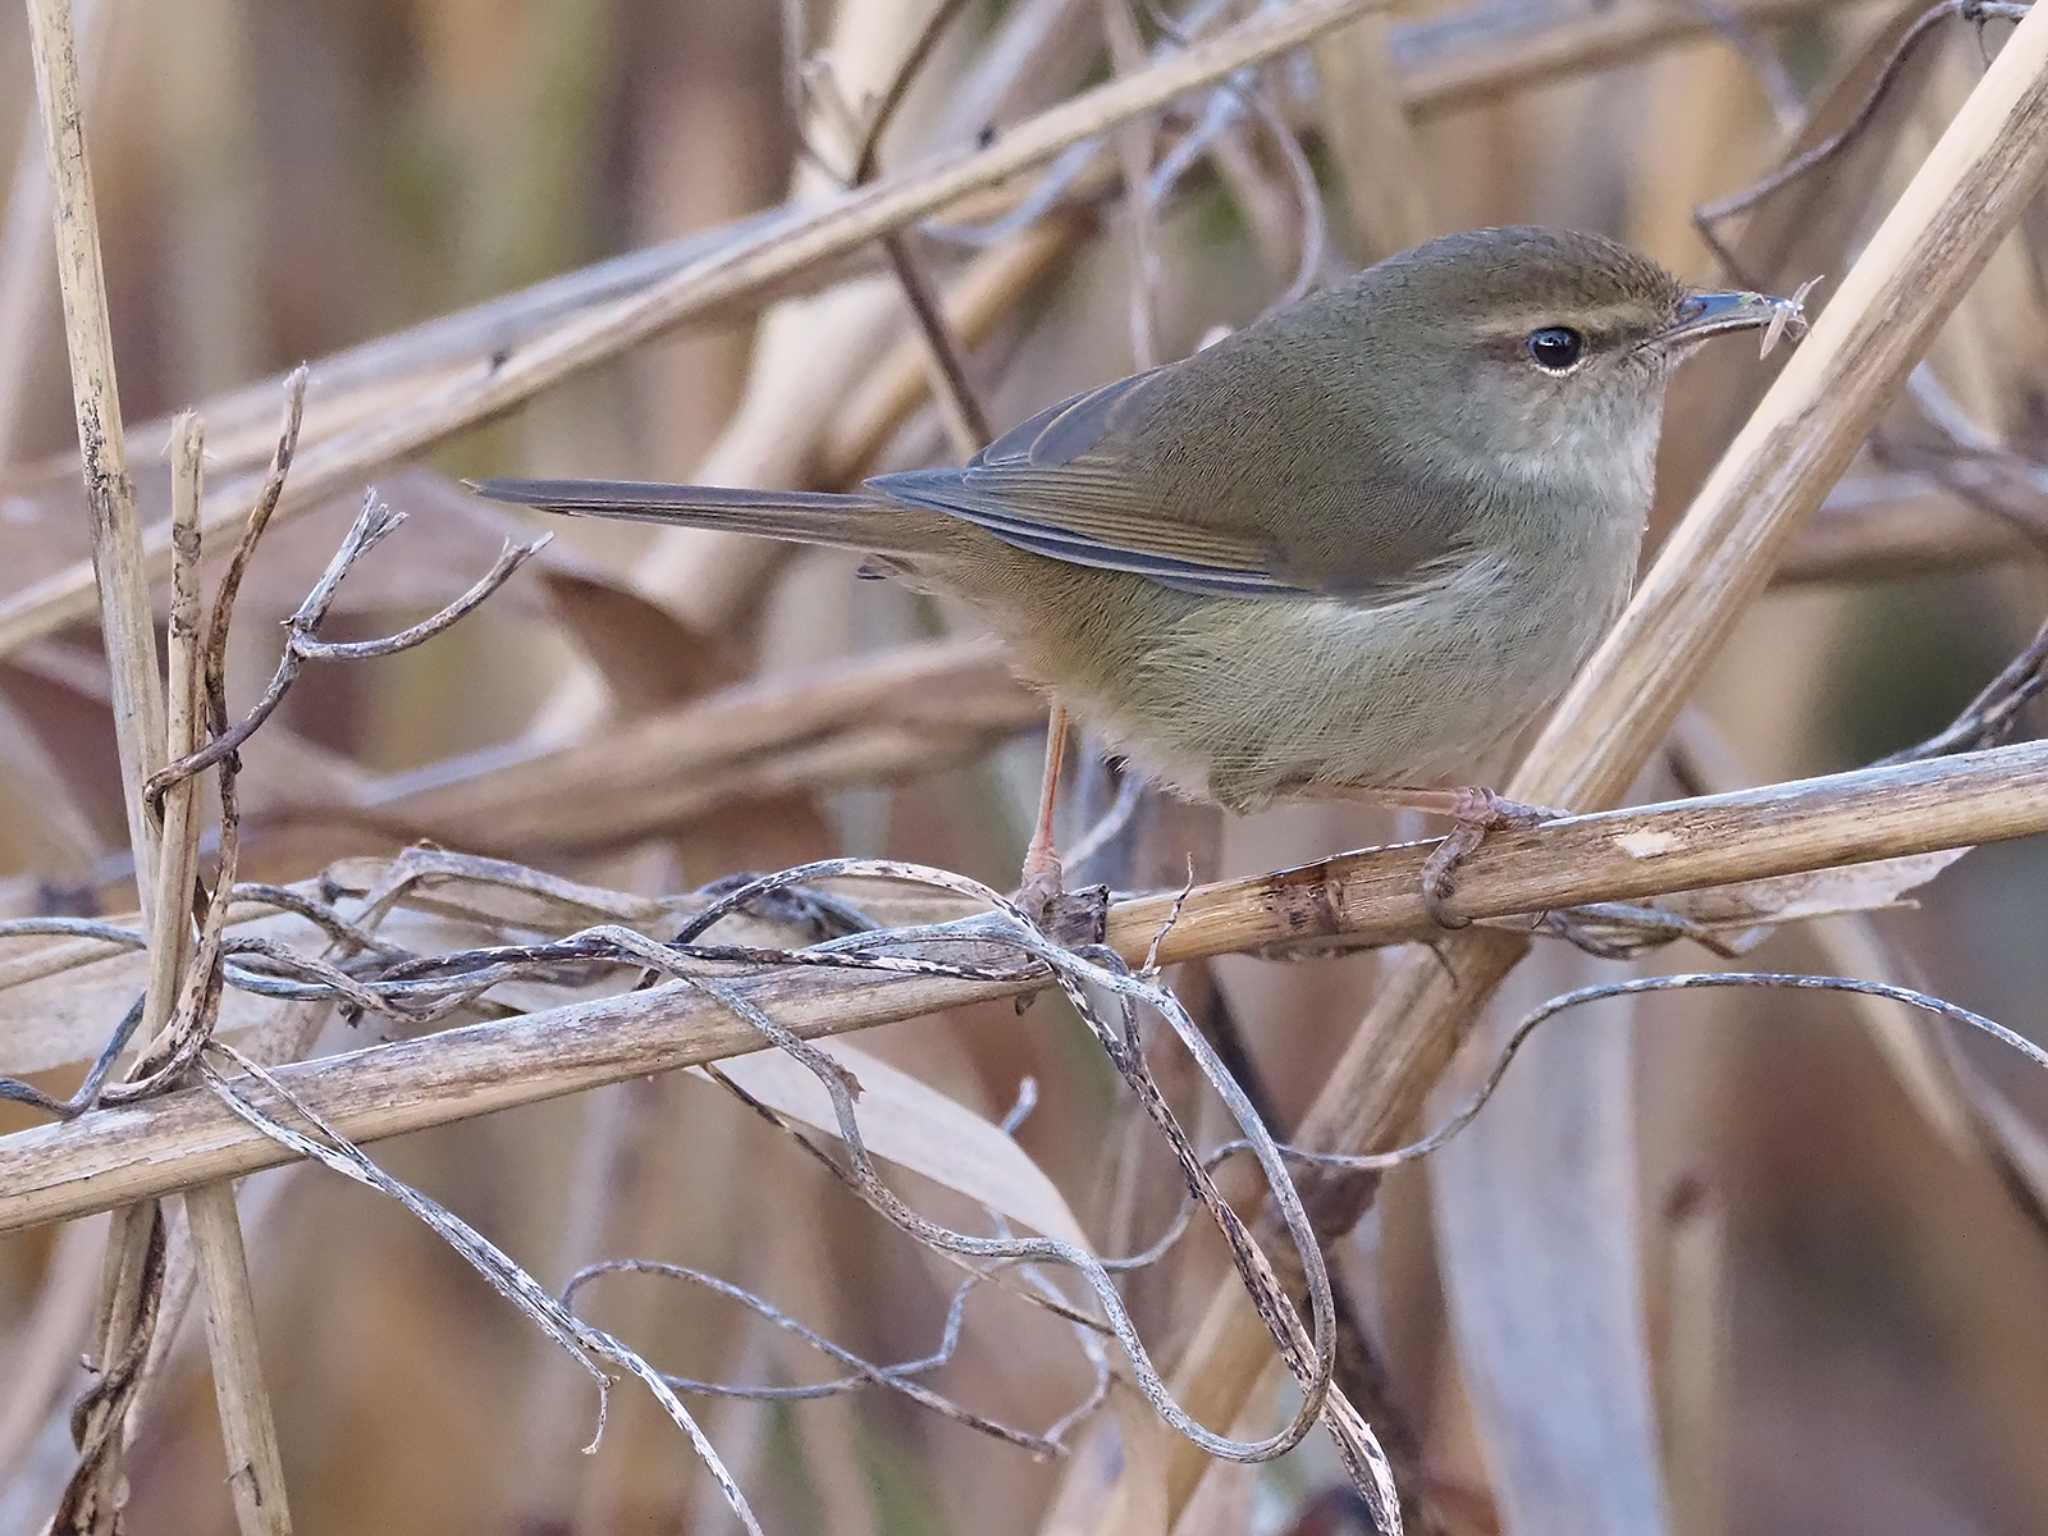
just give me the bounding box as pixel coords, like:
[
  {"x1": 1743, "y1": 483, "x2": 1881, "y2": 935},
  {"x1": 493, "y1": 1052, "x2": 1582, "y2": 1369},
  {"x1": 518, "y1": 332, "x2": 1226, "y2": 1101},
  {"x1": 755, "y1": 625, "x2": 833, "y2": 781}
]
[
  {"x1": 1014, "y1": 843, "x2": 1108, "y2": 948},
  {"x1": 1016, "y1": 842, "x2": 1065, "y2": 925},
  {"x1": 1420, "y1": 786, "x2": 1569, "y2": 929}
]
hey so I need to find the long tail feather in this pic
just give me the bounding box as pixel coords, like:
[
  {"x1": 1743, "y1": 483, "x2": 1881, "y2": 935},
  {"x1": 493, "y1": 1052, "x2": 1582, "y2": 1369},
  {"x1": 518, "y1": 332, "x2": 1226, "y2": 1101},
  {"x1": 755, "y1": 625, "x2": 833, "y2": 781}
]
[{"x1": 468, "y1": 478, "x2": 940, "y2": 557}]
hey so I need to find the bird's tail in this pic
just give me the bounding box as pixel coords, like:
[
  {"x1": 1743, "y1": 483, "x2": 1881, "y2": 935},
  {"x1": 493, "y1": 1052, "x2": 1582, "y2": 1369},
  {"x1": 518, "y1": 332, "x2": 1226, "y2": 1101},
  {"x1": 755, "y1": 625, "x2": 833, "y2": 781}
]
[{"x1": 469, "y1": 478, "x2": 945, "y2": 559}]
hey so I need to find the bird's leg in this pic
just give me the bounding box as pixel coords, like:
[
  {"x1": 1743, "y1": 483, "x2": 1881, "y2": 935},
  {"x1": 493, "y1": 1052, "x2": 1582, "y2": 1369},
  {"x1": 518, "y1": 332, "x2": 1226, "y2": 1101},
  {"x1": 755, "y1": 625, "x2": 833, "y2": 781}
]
[
  {"x1": 1301, "y1": 782, "x2": 1569, "y2": 928},
  {"x1": 1017, "y1": 704, "x2": 1070, "y2": 918}
]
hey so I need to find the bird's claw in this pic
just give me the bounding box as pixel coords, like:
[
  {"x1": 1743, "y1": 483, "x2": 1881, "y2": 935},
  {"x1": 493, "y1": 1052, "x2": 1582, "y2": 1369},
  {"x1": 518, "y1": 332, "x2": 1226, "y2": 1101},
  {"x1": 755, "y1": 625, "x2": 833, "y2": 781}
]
[{"x1": 1420, "y1": 787, "x2": 1569, "y2": 929}]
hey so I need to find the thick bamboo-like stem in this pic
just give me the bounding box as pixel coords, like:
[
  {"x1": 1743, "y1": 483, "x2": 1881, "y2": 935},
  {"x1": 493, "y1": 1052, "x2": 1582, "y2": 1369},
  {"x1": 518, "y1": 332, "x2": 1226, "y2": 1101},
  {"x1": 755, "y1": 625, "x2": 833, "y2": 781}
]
[
  {"x1": 1152, "y1": 5, "x2": 2048, "y2": 1517},
  {"x1": 3, "y1": 736, "x2": 2047, "y2": 1236}
]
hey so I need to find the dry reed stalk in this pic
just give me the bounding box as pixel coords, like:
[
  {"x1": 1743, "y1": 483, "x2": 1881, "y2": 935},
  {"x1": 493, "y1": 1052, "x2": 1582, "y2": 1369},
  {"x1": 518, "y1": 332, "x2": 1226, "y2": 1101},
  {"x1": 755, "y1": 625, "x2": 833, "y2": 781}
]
[
  {"x1": 0, "y1": 0, "x2": 107, "y2": 463},
  {"x1": 3, "y1": 736, "x2": 2047, "y2": 1235},
  {"x1": 21, "y1": 1, "x2": 174, "y2": 1524},
  {"x1": 22, "y1": 0, "x2": 162, "y2": 899},
  {"x1": 1105, "y1": 740, "x2": 2048, "y2": 952},
  {"x1": 1146, "y1": 5, "x2": 2048, "y2": 1516},
  {"x1": 63, "y1": 380, "x2": 309, "y2": 1502},
  {"x1": 183, "y1": 1187, "x2": 290, "y2": 1535}
]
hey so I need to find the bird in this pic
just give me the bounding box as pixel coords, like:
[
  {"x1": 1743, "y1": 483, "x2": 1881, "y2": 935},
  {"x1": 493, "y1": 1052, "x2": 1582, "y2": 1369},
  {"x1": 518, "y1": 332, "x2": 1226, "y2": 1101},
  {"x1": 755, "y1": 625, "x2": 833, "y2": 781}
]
[{"x1": 473, "y1": 226, "x2": 1802, "y2": 924}]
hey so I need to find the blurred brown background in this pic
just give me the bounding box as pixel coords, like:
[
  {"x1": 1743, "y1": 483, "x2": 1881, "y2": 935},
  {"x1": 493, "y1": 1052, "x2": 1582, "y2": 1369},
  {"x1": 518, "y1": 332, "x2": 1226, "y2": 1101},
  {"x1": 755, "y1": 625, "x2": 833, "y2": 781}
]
[{"x1": 2, "y1": 1, "x2": 2047, "y2": 1532}]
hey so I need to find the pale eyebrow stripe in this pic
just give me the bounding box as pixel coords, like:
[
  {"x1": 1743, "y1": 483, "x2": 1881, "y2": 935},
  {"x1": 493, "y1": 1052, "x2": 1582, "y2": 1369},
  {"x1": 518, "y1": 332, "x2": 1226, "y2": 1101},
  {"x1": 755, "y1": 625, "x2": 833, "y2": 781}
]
[{"x1": 1474, "y1": 299, "x2": 1669, "y2": 343}]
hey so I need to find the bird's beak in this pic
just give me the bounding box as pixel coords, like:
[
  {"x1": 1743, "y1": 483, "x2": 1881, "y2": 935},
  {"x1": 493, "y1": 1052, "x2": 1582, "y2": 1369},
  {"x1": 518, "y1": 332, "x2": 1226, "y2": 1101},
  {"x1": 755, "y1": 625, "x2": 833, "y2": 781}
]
[{"x1": 1660, "y1": 283, "x2": 1815, "y2": 358}]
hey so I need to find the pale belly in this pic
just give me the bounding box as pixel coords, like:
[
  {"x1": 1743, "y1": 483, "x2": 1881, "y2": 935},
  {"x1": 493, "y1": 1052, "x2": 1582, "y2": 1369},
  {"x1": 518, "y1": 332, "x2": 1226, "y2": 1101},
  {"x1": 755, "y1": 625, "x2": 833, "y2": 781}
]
[{"x1": 1007, "y1": 554, "x2": 1633, "y2": 813}]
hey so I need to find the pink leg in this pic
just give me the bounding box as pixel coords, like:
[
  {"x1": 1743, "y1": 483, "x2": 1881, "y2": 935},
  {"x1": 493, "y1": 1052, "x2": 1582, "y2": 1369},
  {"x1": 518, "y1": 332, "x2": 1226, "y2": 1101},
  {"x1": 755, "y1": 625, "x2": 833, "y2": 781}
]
[{"x1": 1017, "y1": 704, "x2": 1069, "y2": 916}]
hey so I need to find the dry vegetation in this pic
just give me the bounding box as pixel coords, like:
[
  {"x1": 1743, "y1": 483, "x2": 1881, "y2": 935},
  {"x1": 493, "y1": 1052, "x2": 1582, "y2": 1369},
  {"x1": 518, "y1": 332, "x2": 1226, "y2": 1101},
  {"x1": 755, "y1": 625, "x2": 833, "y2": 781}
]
[{"x1": 3, "y1": 0, "x2": 2048, "y2": 1532}]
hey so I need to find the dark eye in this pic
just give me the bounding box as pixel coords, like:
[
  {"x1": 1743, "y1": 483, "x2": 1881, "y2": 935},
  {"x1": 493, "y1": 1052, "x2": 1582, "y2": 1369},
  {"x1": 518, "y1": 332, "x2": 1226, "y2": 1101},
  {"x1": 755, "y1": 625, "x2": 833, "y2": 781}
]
[{"x1": 1525, "y1": 326, "x2": 1584, "y2": 372}]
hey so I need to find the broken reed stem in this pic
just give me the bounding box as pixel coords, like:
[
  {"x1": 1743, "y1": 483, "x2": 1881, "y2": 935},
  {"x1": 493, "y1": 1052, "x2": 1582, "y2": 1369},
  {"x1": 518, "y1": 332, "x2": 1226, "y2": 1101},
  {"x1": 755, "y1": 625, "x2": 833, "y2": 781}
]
[
  {"x1": 4, "y1": 736, "x2": 2048, "y2": 1234},
  {"x1": 1150, "y1": 3, "x2": 2048, "y2": 1516},
  {"x1": 163, "y1": 420, "x2": 294, "y2": 1536},
  {"x1": 147, "y1": 416, "x2": 205, "y2": 1025}
]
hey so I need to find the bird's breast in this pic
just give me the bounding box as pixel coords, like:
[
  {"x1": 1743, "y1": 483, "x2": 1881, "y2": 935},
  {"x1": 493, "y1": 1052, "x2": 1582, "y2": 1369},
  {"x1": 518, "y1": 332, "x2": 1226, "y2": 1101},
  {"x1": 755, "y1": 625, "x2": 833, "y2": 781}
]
[{"x1": 1096, "y1": 514, "x2": 1641, "y2": 808}]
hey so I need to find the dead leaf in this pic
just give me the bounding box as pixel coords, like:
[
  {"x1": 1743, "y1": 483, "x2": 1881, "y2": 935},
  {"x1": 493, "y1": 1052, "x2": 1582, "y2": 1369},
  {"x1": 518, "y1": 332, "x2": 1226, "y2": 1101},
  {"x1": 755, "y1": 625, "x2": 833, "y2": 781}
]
[{"x1": 701, "y1": 1039, "x2": 1091, "y2": 1250}]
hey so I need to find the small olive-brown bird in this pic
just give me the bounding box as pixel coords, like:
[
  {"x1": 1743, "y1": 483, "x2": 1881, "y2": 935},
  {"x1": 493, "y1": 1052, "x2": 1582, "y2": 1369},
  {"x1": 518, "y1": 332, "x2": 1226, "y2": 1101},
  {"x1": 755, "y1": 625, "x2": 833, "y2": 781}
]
[{"x1": 476, "y1": 227, "x2": 1797, "y2": 918}]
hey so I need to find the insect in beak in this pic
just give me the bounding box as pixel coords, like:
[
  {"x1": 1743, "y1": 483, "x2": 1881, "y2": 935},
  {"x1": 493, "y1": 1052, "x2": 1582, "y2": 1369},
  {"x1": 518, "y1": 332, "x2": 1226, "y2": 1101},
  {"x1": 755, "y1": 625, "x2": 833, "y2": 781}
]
[{"x1": 1662, "y1": 276, "x2": 1819, "y2": 357}]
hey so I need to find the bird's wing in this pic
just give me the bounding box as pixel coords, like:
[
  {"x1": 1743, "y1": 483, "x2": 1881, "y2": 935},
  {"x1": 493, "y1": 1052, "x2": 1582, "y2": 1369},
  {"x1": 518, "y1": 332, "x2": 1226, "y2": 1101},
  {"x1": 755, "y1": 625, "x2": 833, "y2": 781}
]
[
  {"x1": 870, "y1": 359, "x2": 1481, "y2": 601},
  {"x1": 869, "y1": 368, "x2": 1303, "y2": 597}
]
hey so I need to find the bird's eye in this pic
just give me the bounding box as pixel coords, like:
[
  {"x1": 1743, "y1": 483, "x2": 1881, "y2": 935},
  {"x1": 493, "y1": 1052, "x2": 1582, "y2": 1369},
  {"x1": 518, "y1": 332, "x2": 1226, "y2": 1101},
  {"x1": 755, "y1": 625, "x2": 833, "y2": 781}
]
[{"x1": 1524, "y1": 326, "x2": 1585, "y2": 372}]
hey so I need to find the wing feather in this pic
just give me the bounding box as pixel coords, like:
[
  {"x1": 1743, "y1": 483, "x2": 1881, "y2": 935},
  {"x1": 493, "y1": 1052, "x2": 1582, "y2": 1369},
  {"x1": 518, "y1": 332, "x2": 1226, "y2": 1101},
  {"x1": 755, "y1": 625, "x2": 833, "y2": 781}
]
[{"x1": 871, "y1": 368, "x2": 1305, "y2": 596}]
